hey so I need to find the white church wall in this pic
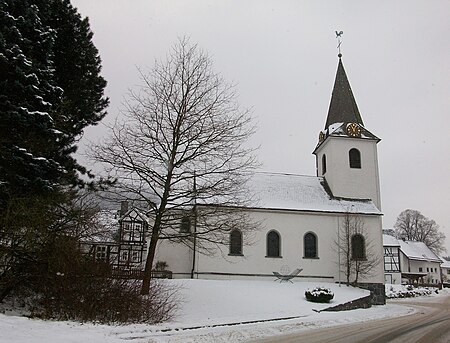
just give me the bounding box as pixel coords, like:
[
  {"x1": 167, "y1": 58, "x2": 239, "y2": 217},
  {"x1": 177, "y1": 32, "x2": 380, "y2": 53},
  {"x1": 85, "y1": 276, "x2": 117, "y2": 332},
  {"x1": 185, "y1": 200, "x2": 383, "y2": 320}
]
[
  {"x1": 195, "y1": 210, "x2": 335, "y2": 281},
  {"x1": 193, "y1": 209, "x2": 384, "y2": 284},
  {"x1": 154, "y1": 239, "x2": 193, "y2": 278}
]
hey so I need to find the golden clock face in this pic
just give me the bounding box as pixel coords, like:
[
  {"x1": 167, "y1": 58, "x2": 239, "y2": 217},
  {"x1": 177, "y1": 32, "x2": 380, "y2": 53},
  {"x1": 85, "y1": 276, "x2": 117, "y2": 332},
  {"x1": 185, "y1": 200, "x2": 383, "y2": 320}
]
[
  {"x1": 346, "y1": 123, "x2": 361, "y2": 137},
  {"x1": 319, "y1": 131, "x2": 325, "y2": 142}
]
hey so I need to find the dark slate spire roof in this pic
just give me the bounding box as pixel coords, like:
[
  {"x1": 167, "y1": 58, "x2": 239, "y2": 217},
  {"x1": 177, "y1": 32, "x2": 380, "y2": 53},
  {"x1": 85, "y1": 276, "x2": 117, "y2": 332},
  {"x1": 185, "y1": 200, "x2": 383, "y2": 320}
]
[{"x1": 325, "y1": 56, "x2": 363, "y2": 129}]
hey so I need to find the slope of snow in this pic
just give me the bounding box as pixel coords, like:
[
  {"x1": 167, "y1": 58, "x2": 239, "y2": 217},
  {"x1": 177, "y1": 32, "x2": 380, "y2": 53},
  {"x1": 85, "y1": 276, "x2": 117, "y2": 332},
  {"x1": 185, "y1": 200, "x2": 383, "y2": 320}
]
[
  {"x1": 0, "y1": 279, "x2": 435, "y2": 343},
  {"x1": 170, "y1": 279, "x2": 367, "y2": 326}
]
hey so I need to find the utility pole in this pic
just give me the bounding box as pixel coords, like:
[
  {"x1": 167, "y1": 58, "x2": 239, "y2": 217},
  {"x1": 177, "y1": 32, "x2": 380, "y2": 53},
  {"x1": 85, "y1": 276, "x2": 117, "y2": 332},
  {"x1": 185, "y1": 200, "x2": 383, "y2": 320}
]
[
  {"x1": 190, "y1": 172, "x2": 197, "y2": 279},
  {"x1": 338, "y1": 216, "x2": 341, "y2": 287}
]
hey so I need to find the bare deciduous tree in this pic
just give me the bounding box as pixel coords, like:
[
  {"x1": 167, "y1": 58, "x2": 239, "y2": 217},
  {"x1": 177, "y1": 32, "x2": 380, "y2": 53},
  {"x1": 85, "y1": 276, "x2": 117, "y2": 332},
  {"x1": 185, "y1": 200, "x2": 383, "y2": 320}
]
[
  {"x1": 336, "y1": 212, "x2": 380, "y2": 285},
  {"x1": 92, "y1": 38, "x2": 258, "y2": 295},
  {"x1": 394, "y1": 209, "x2": 446, "y2": 255}
]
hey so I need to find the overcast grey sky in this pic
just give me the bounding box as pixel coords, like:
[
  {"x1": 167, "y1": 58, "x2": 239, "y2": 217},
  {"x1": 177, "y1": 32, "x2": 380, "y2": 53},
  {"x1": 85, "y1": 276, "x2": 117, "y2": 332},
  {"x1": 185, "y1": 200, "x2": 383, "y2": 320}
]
[{"x1": 72, "y1": 0, "x2": 450, "y2": 253}]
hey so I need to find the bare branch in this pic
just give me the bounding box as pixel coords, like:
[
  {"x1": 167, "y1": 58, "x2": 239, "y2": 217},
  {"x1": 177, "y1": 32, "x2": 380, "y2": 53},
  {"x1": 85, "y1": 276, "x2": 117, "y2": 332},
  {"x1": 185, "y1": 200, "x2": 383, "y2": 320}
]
[
  {"x1": 90, "y1": 38, "x2": 259, "y2": 294},
  {"x1": 335, "y1": 212, "x2": 381, "y2": 285},
  {"x1": 394, "y1": 209, "x2": 446, "y2": 255}
]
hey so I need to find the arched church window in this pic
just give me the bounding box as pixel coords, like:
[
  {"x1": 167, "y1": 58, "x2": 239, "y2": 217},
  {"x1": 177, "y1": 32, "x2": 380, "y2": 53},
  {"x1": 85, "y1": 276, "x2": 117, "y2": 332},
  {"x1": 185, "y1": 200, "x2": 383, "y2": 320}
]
[
  {"x1": 351, "y1": 234, "x2": 366, "y2": 260},
  {"x1": 180, "y1": 215, "x2": 191, "y2": 233},
  {"x1": 349, "y1": 148, "x2": 361, "y2": 169},
  {"x1": 304, "y1": 232, "x2": 318, "y2": 258},
  {"x1": 322, "y1": 154, "x2": 327, "y2": 174},
  {"x1": 266, "y1": 230, "x2": 281, "y2": 257},
  {"x1": 229, "y1": 229, "x2": 243, "y2": 255}
]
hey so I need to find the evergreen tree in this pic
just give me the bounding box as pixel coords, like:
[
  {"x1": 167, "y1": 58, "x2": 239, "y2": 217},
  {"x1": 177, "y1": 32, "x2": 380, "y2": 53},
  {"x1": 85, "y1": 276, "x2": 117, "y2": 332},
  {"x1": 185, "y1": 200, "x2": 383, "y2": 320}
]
[
  {"x1": 41, "y1": 0, "x2": 108, "y2": 162},
  {"x1": 0, "y1": 0, "x2": 62, "y2": 202},
  {"x1": 0, "y1": 0, "x2": 108, "y2": 206},
  {"x1": 0, "y1": 0, "x2": 108, "y2": 301}
]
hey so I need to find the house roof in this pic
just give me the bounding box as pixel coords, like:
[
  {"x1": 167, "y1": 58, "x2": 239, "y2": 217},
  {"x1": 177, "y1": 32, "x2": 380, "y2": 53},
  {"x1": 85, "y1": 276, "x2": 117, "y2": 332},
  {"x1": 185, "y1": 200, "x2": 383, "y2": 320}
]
[
  {"x1": 383, "y1": 234, "x2": 400, "y2": 247},
  {"x1": 383, "y1": 235, "x2": 442, "y2": 263},
  {"x1": 247, "y1": 172, "x2": 381, "y2": 215},
  {"x1": 121, "y1": 208, "x2": 150, "y2": 223},
  {"x1": 325, "y1": 57, "x2": 363, "y2": 129},
  {"x1": 440, "y1": 257, "x2": 450, "y2": 269},
  {"x1": 86, "y1": 209, "x2": 119, "y2": 243},
  {"x1": 399, "y1": 240, "x2": 441, "y2": 263}
]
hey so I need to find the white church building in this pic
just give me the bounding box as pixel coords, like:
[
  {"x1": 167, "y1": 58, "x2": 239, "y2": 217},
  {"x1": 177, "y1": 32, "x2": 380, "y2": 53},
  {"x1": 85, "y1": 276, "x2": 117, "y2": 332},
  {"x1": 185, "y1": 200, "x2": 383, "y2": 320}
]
[{"x1": 152, "y1": 54, "x2": 386, "y2": 304}]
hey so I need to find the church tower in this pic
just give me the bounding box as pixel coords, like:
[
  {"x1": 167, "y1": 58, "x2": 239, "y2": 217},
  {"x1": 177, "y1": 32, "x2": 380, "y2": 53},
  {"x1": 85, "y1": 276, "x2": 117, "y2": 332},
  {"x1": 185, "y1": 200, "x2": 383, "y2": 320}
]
[{"x1": 313, "y1": 55, "x2": 381, "y2": 210}]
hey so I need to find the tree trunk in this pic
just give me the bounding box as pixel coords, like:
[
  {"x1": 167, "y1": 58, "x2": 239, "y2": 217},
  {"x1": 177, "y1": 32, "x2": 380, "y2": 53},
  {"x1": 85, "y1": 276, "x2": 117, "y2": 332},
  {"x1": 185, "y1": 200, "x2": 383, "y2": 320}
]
[
  {"x1": 141, "y1": 182, "x2": 171, "y2": 295},
  {"x1": 141, "y1": 211, "x2": 165, "y2": 295},
  {"x1": 141, "y1": 233, "x2": 159, "y2": 295}
]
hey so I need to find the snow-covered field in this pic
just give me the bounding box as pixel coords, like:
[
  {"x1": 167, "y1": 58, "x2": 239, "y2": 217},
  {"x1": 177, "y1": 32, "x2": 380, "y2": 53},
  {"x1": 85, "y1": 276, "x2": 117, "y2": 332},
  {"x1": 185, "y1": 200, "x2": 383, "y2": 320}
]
[{"x1": 1, "y1": 279, "x2": 441, "y2": 343}]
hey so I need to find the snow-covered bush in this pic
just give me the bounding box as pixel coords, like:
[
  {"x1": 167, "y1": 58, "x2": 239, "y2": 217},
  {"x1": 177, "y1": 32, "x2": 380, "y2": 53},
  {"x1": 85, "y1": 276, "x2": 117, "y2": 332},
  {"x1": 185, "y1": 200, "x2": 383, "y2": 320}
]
[
  {"x1": 385, "y1": 284, "x2": 436, "y2": 299},
  {"x1": 305, "y1": 287, "x2": 334, "y2": 303}
]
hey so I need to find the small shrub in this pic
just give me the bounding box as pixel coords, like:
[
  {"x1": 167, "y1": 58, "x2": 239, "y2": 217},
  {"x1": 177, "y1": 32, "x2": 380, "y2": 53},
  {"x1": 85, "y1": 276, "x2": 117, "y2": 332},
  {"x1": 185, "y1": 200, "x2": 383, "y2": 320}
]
[
  {"x1": 305, "y1": 287, "x2": 334, "y2": 303},
  {"x1": 155, "y1": 261, "x2": 169, "y2": 271}
]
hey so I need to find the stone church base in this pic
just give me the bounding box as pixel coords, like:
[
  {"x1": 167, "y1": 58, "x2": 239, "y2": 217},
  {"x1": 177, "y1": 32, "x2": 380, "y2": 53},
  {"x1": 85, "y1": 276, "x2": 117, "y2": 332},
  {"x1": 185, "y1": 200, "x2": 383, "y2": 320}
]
[{"x1": 357, "y1": 283, "x2": 386, "y2": 305}]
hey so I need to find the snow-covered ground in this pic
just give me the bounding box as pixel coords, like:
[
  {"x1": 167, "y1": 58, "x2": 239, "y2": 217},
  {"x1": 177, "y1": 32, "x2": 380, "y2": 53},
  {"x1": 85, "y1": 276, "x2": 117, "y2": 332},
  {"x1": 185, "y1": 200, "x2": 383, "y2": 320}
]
[{"x1": 1, "y1": 279, "x2": 444, "y2": 343}]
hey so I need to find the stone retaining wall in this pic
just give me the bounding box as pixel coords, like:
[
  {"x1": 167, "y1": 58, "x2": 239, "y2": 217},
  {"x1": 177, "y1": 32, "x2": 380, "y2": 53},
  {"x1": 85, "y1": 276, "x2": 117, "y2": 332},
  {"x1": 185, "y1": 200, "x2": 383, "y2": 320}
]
[
  {"x1": 323, "y1": 294, "x2": 372, "y2": 312},
  {"x1": 357, "y1": 282, "x2": 386, "y2": 305}
]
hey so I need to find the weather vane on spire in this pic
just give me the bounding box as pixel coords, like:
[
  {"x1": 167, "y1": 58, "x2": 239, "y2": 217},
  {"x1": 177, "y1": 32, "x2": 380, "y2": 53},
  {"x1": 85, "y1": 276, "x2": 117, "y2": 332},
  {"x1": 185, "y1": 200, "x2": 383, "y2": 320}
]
[{"x1": 335, "y1": 30, "x2": 343, "y2": 57}]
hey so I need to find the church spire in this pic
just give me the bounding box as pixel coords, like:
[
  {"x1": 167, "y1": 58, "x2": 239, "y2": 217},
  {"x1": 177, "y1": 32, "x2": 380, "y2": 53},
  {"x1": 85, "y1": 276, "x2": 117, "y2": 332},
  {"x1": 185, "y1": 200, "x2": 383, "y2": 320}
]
[
  {"x1": 324, "y1": 56, "x2": 363, "y2": 129},
  {"x1": 313, "y1": 48, "x2": 382, "y2": 210}
]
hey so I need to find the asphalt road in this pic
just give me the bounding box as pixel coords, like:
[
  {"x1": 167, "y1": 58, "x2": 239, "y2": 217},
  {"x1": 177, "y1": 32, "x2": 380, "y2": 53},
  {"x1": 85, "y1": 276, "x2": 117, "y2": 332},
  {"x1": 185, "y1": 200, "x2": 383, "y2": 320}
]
[{"x1": 252, "y1": 294, "x2": 450, "y2": 343}]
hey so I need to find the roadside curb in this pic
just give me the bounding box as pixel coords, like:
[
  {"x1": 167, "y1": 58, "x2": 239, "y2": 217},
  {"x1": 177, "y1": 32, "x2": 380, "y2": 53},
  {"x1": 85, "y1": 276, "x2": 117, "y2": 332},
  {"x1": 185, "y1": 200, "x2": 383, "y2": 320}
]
[{"x1": 157, "y1": 314, "x2": 309, "y2": 333}]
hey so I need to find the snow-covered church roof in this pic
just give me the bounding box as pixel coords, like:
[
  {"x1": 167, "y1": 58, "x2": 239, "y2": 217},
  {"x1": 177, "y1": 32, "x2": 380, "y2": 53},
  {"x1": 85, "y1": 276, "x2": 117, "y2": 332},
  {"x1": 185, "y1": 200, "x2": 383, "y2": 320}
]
[{"x1": 248, "y1": 172, "x2": 381, "y2": 215}]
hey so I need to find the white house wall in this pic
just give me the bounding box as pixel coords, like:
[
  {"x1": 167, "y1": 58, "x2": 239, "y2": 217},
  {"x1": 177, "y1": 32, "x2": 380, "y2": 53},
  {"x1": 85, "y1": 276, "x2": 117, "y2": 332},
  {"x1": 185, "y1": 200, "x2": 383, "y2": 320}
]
[
  {"x1": 385, "y1": 272, "x2": 402, "y2": 285},
  {"x1": 192, "y1": 209, "x2": 384, "y2": 284},
  {"x1": 384, "y1": 245, "x2": 401, "y2": 284},
  {"x1": 399, "y1": 252, "x2": 442, "y2": 284},
  {"x1": 442, "y1": 266, "x2": 450, "y2": 283}
]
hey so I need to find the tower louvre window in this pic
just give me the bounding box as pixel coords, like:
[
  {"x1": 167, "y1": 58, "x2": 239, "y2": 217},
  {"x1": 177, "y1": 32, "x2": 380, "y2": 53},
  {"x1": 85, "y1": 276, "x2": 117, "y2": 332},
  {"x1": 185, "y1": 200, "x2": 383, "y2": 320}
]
[
  {"x1": 180, "y1": 215, "x2": 191, "y2": 233},
  {"x1": 349, "y1": 148, "x2": 361, "y2": 169},
  {"x1": 322, "y1": 154, "x2": 327, "y2": 174}
]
